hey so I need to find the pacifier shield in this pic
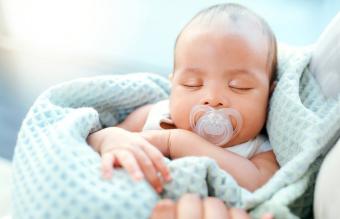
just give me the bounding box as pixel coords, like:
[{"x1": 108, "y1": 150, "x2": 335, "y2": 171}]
[{"x1": 189, "y1": 105, "x2": 243, "y2": 146}]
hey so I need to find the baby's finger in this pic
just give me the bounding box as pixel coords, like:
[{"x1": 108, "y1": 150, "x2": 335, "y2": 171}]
[
  {"x1": 130, "y1": 147, "x2": 163, "y2": 193},
  {"x1": 140, "y1": 141, "x2": 171, "y2": 181},
  {"x1": 115, "y1": 149, "x2": 144, "y2": 181},
  {"x1": 101, "y1": 153, "x2": 114, "y2": 179}
]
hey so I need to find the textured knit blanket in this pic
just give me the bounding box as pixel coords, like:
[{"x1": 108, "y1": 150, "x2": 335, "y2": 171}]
[{"x1": 12, "y1": 45, "x2": 340, "y2": 219}]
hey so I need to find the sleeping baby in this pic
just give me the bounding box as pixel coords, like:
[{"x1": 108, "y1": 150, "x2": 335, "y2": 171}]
[{"x1": 87, "y1": 3, "x2": 279, "y2": 193}]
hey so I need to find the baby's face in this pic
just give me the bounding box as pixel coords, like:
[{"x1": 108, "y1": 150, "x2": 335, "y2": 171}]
[{"x1": 169, "y1": 22, "x2": 272, "y2": 147}]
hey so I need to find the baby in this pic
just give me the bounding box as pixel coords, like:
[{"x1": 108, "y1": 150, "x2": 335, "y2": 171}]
[{"x1": 87, "y1": 3, "x2": 279, "y2": 193}]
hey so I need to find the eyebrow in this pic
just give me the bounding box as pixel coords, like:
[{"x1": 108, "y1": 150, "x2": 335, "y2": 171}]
[
  {"x1": 180, "y1": 67, "x2": 257, "y2": 77},
  {"x1": 179, "y1": 67, "x2": 204, "y2": 75},
  {"x1": 227, "y1": 69, "x2": 258, "y2": 78}
]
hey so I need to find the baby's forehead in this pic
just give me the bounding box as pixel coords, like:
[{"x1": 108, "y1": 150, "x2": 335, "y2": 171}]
[
  {"x1": 178, "y1": 21, "x2": 271, "y2": 61},
  {"x1": 185, "y1": 15, "x2": 268, "y2": 41},
  {"x1": 175, "y1": 25, "x2": 272, "y2": 79},
  {"x1": 175, "y1": 7, "x2": 276, "y2": 81}
]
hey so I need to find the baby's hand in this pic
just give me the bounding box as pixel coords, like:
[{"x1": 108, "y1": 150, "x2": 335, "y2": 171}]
[{"x1": 87, "y1": 127, "x2": 171, "y2": 193}]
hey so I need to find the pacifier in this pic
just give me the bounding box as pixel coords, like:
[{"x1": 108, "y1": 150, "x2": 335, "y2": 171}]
[{"x1": 189, "y1": 105, "x2": 243, "y2": 146}]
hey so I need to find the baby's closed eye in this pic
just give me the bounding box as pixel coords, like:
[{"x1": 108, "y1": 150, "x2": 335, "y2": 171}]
[
  {"x1": 181, "y1": 78, "x2": 203, "y2": 88},
  {"x1": 183, "y1": 84, "x2": 202, "y2": 88},
  {"x1": 229, "y1": 80, "x2": 254, "y2": 91}
]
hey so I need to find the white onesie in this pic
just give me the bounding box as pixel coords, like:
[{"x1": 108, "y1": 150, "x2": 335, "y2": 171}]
[{"x1": 143, "y1": 99, "x2": 272, "y2": 159}]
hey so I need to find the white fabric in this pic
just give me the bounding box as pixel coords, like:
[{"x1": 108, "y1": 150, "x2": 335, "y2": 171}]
[
  {"x1": 142, "y1": 99, "x2": 174, "y2": 130},
  {"x1": 226, "y1": 135, "x2": 272, "y2": 159},
  {"x1": 143, "y1": 99, "x2": 272, "y2": 159}
]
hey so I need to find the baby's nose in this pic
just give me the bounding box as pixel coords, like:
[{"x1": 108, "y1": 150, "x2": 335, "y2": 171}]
[
  {"x1": 201, "y1": 90, "x2": 230, "y2": 108},
  {"x1": 203, "y1": 99, "x2": 223, "y2": 107}
]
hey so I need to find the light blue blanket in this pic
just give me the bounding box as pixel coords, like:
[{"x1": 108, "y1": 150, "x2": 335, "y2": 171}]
[{"x1": 12, "y1": 46, "x2": 340, "y2": 219}]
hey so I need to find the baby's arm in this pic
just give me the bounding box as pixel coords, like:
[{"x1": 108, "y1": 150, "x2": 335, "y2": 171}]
[
  {"x1": 116, "y1": 104, "x2": 153, "y2": 131},
  {"x1": 169, "y1": 129, "x2": 278, "y2": 191},
  {"x1": 144, "y1": 129, "x2": 278, "y2": 192}
]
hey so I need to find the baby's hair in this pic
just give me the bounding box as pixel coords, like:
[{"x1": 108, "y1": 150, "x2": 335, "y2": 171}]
[{"x1": 174, "y1": 3, "x2": 277, "y2": 83}]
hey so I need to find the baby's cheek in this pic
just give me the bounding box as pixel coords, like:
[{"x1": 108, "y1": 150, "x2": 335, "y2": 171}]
[
  {"x1": 170, "y1": 103, "x2": 191, "y2": 130},
  {"x1": 241, "y1": 107, "x2": 267, "y2": 136},
  {"x1": 172, "y1": 117, "x2": 187, "y2": 131}
]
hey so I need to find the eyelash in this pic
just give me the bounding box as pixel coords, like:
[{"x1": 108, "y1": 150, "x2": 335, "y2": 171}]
[
  {"x1": 230, "y1": 86, "x2": 252, "y2": 90},
  {"x1": 230, "y1": 87, "x2": 253, "y2": 94},
  {"x1": 183, "y1": 84, "x2": 202, "y2": 88},
  {"x1": 182, "y1": 84, "x2": 252, "y2": 91}
]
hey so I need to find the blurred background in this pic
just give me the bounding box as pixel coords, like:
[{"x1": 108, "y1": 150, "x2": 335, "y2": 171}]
[{"x1": 0, "y1": 0, "x2": 339, "y2": 160}]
